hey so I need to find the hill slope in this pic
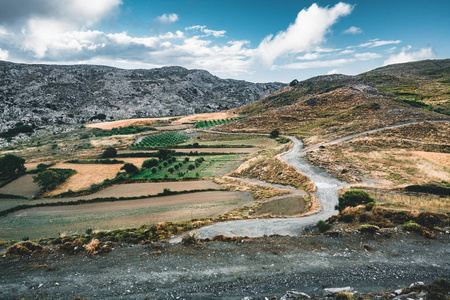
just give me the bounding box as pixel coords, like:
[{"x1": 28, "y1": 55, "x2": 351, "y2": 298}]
[
  {"x1": 218, "y1": 59, "x2": 449, "y2": 146},
  {"x1": 0, "y1": 61, "x2": 284, "y2": 131}
]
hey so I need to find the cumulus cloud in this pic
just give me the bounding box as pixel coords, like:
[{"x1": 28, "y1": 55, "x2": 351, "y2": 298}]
[
  {"x1": 0, "y1": 48, "x2": 8, "y2": 60},
  {"x1": 383, "y1": 46, "x2": 434, "y2": 66},
  {"x1": 359, "y1": 39, "x2": 401, "y2": 48},
  {"x1": 156, "y1": 13, "x2": 179, "y2": 23},
  {"x1": 256, "y1": 2, "x2": 353, "y2": 65},
  {"x1": 327, "y1": 69, "x2": 339, "y2": 74},
  {"x1": 297, "y1": 53, "x2": 322, "y2": 60},
  {"x1": 343, "y1": 26, "x2": 362, "y2": 34},
  {"x1": 185, "y1": 26, "x2": 226, "y2": 38}
]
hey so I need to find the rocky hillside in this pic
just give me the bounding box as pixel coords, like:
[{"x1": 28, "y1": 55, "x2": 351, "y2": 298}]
[
  {"x1": 217, "y1": 59, "x2": 450, "y2": 145},
  {"x1": 0, "y1": 61, "x2": 284, "y2": 131}
]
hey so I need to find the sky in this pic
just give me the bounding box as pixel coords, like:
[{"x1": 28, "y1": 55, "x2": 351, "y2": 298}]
[{"x1": 0, "y1": 0, "x2": 449, "y2": 83}]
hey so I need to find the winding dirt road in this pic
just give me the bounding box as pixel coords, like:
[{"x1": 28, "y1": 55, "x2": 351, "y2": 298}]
[{"x1": 190, "y1": 120, "x2": 449, "y2": 239}]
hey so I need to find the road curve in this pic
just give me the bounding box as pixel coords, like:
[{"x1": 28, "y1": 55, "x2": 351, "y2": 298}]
[{"x1": 177, "y1": 119, "x2": 450, "y2": 239}]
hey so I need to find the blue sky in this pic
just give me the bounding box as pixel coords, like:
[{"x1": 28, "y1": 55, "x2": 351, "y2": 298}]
[{"x1": 0, "y1": 0, "x2": 448, "y2": 82}]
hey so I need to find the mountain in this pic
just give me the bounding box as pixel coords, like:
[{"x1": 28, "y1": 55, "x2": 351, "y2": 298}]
[
  {"x1": 0, "y1": 61, "x2": 285, "y2": 131},
  {"x1": 218, "y1": 59, "x2": 450, "y2": 146}
]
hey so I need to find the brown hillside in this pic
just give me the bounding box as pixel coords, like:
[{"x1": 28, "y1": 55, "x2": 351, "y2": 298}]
[{"x1": 217, "y1": 83, "x2": 447, "y2": 147}]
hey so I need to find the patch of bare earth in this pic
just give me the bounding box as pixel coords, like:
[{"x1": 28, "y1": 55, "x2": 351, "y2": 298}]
[
  {"x1": 172, "y1": 110, "x2": 237, "y2": 124},
  {"x1": 0, "y1": 175, "x2": 40, "y2": 198},
  {"x1": 85, "y1": 117, "x2": 176, "y2": 130},
  {"x1": 306, "y1": 122, "x2": 450, "y2": 187},
  {"x1": 35, "y1": 180, "x2": 223, "y2": 204},
  {"x1": 214, "y1": 177, "x2": 291, "y2": 201},
  {"x1": 2, "y1": 191, "x2": 253, "y2": 239}
]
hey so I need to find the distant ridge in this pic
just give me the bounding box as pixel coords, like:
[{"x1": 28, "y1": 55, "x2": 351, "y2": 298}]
[{"x1": 0, "y1": 61, "x2": 285, "y2": 130}]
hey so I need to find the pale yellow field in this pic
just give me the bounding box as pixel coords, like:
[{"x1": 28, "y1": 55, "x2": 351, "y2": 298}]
[
  {"x1": 47, "y1": 158, "x2": 149, "y2": 195},
  {"x1": 412, "y1": 151, "x2": 450, "y2": 168},
  {"x1": 85, "y1": 117, "x2": 175, "y2": 130}
]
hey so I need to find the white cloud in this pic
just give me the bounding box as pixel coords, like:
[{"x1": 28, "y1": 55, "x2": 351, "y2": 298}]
[
  {"x1": 343, "y1": 26, "x2": 362, "y2": 34},
  {"x1": 354, "y1": 52, "x2": 382, "y2": 60},
  {"x1": 328, "y1": 69, "x2": 339, "y2": 74},
  {"x1": 297, "y1": 53, "x2": 322, "y2": 60},
  {"x1": 278, "y1": 51, "x2": 382, "y2": 70},
  {"x1": 339, "y1": 49, "x2": 354, "y2": 55},
  {"x1": 156, "y1": 13, "x2": 179, "y2": 24},
  {"x1": 0, "y1": 48, "x2": 9, "y2": 60},
  {"x1": 256, "y1": 2, "x2": 353, "y2": 65},
  {"x1": 185, "y1": 25, "x2": 226, "y2": 38},
  {"x1": 359, "y1": 39, "x2": 401, "y2": 48},
  {"x1": 383, "y1": 47, "x2": 435, "y2": 66}
]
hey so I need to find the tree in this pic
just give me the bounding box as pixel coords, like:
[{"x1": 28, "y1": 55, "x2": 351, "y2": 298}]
[
  {"x1": 335, "y1": 190, "x2": 375, "y2": 212},
  {"x1": 156, "y1": 149, "x2": 175, "y2": 161},
  {"x1": 270, "y1": 129, "x2": 280, "y2": 139},
  {"x1": 168, "y1": 167, "x2": 174, "y2": 173},
  {"x1": 151, "y1": 167, "x2": 157, "y2": 174},
  {"x1": 102, "y1": 147, "x2": 117, "y2": 158},
  {"x1": 0, "y1": 154, "x2": 26, "y2": 179},
  {"x1": 142, "y1": 159, "x2": 158, "y2": 168},
  {"x1": 121, "y1": 163, "x2": 139, "y2": 175},
  {"x1": 33, "y1": 170, "x2": 62, "y2": 191}
]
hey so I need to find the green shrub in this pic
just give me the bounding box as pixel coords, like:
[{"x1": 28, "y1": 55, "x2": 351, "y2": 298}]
[
  {"x1": 359, "y1": 224, "x2": 380, "y2": 234},
  {"x1": 401, "y1": 221, "x2": 423, "y2": 233},
  {"x1": 120, "y1": 163, "x2": 139, "y2": 176},
  {"x1": 316, "y1": 220, "x2": 332, "y2": 233},
  {"x1": 151, "y1": 167, "x2": 157, "y2": 174},
  {"x1": 270, "y1": 129, "x2": 280, "y2": 139},
  {"x1": 142, "y1": 159, "x2": 158, "y2": 169},
  {"x1": 365, "y1": 202, "x2": 376, "y2": 211},
  {"x1": 188, "y1": 164, "x2": 196, "y2": 171},
  {"x1": 0, "y1": 154, "x2": 26, "y2": 179},
  {"x1": 335, "y1": 292, "x2": 354, "y2": 300},
  {"x1": 335, "y1": 190, "x2": 375, "y2": 212},
  {"x1": 341, "y1": 214, "x2": 354, "y2": 223},
  {"x1": 102, "y1": 147, "x2": 117, "y2": 158}
]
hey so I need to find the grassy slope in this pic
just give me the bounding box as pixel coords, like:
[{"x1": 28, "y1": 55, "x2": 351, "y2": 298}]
[{"x1": 216, "y1": 60, "x2": 449, "y2": 147}]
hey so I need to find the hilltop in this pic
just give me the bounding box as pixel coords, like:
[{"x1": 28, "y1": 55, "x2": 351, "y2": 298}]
[{"x1": 218, "y1": 59, "x2": 450, "y2": 146}]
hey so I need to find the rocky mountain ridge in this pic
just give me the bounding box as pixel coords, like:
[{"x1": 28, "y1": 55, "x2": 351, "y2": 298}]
[{"x1": 0, "y1": 61, "x2": 285, "y2": 131}]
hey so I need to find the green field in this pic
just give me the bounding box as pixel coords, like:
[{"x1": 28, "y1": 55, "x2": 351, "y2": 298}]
[
  {"x1": 132, "y1": 131, "x2": 191, "y2": 148},
  {"x1": 194, "y1": 118, "x2": 237, "y2": 128},
  {"x1": 132, "y1": 154, "x2": 245, "y2": 180}
]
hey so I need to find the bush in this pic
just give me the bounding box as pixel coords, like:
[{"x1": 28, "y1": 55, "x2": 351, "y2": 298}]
[
  {"x1": 365, "y1": 202, "x2": 376, "y2": 211},
  {"x1": 335, "y1": 190, "x2": 375, "y2": 212},
  {"x1": 316, "y1": 220, "x2": 332, "y2": 233},
  {"x1": 335, "y1": 292, "x2": 354, "y2": 300},
  {"x1": 188, "y1": 164, "x2": 196, "y2": 171},
  {"x1": 142, "y1": 158, "x2": 158, "y2": 169},
  {"x1": 359, "y1": 224, "x2": 380, "y2": 234},
  {"x1": 184, "y1": 157, "x2": 189, "y2": 163},
  {"x1": 151, "y1": 167, "x2": 157, "y2": 174},
  {"x1": 120, "y1": 163, "x2": 139, "y2": 175},
  {"x1": 33, "y1": 170, "x2": 62, "y2": 192},
  {"x1": 0, "y1": 154, "x2": 26, "y2": 179},
  {"x1": 401, "y1": 221, "x2": 423, "y2": 233},
  {"x1": 270, "y1": 129, "x2": 280, "y2": 139},
  {"x1": 341, "y1": 214, "x2": 354, "y2": 223},
  {"x1": 102, "y1": 147, "x2": 117, "y2": 158},
  {"x1": 168, "y1": 167, "x2": 174, "y2": 173}
]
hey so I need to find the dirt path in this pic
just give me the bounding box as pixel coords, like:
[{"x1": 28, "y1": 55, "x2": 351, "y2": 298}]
[
  {"x1": 1, "y1": 233, "x2": 449, "y2": 299},
  {"x1": 190, "y1": 120, "x2": 449, "y2": 239}
]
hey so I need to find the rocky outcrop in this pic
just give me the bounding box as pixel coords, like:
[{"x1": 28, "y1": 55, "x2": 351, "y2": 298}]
[{"x1": 0, "y1": 61, "x2": 285, "y2": 131}]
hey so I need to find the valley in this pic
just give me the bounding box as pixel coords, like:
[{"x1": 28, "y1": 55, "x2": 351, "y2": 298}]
[{"x1": 0, "y1": 59, "x2": 449, "y2": 299}]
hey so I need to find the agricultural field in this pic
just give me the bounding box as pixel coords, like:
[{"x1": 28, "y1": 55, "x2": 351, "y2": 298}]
[
  {"x1": 0, "y1": 175, "x2": 40, "y2": 198},
  {"x1": 194, "y1": 118, "x2": 238, "y2": 128},
  {"x1": 0, "y1": 191, "x2": 253, "y2": 240},
  {"x1": 132, "y1": 130, "x2": 191, "y2": 148}
]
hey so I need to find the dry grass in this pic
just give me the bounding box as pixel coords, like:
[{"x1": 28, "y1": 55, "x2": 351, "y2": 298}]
[
  {"x1": 368, "y1": 190, "x2": 450, "y2": 214},
  {"x1": 86, "y1": 117, "x2": 175, "y2": 130},
  {"x1": 214, "y1": 177, "x2": 291, "y2": 201},
  {"x1": 172, "y1": 110, "x2": 237, "y2": 124},
  {"x1": 232, "y1": 156, "x2": 314, "y2": 192}
]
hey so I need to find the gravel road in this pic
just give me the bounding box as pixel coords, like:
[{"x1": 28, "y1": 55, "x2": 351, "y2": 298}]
[
  {"x1": 191, "y1": 136, "x2": 344, "y2": 239},
  {"x1": 1, "y1": 233, "x2": 449, "y2": 299}
]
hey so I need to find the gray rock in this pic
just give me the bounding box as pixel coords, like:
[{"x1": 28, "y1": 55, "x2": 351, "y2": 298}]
[
  {"x1": 0, "y1": 61, "x2": 284, "y2": 132},
  {"x1": 409, "y1": 282, "x2": 425, "y2": 288},
  {"x1": 323, "y1": 287, "x2": 353, "y2": 296},
  {"x1": 280, "y1": 291, "x2": 311, "y2": 299}
]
